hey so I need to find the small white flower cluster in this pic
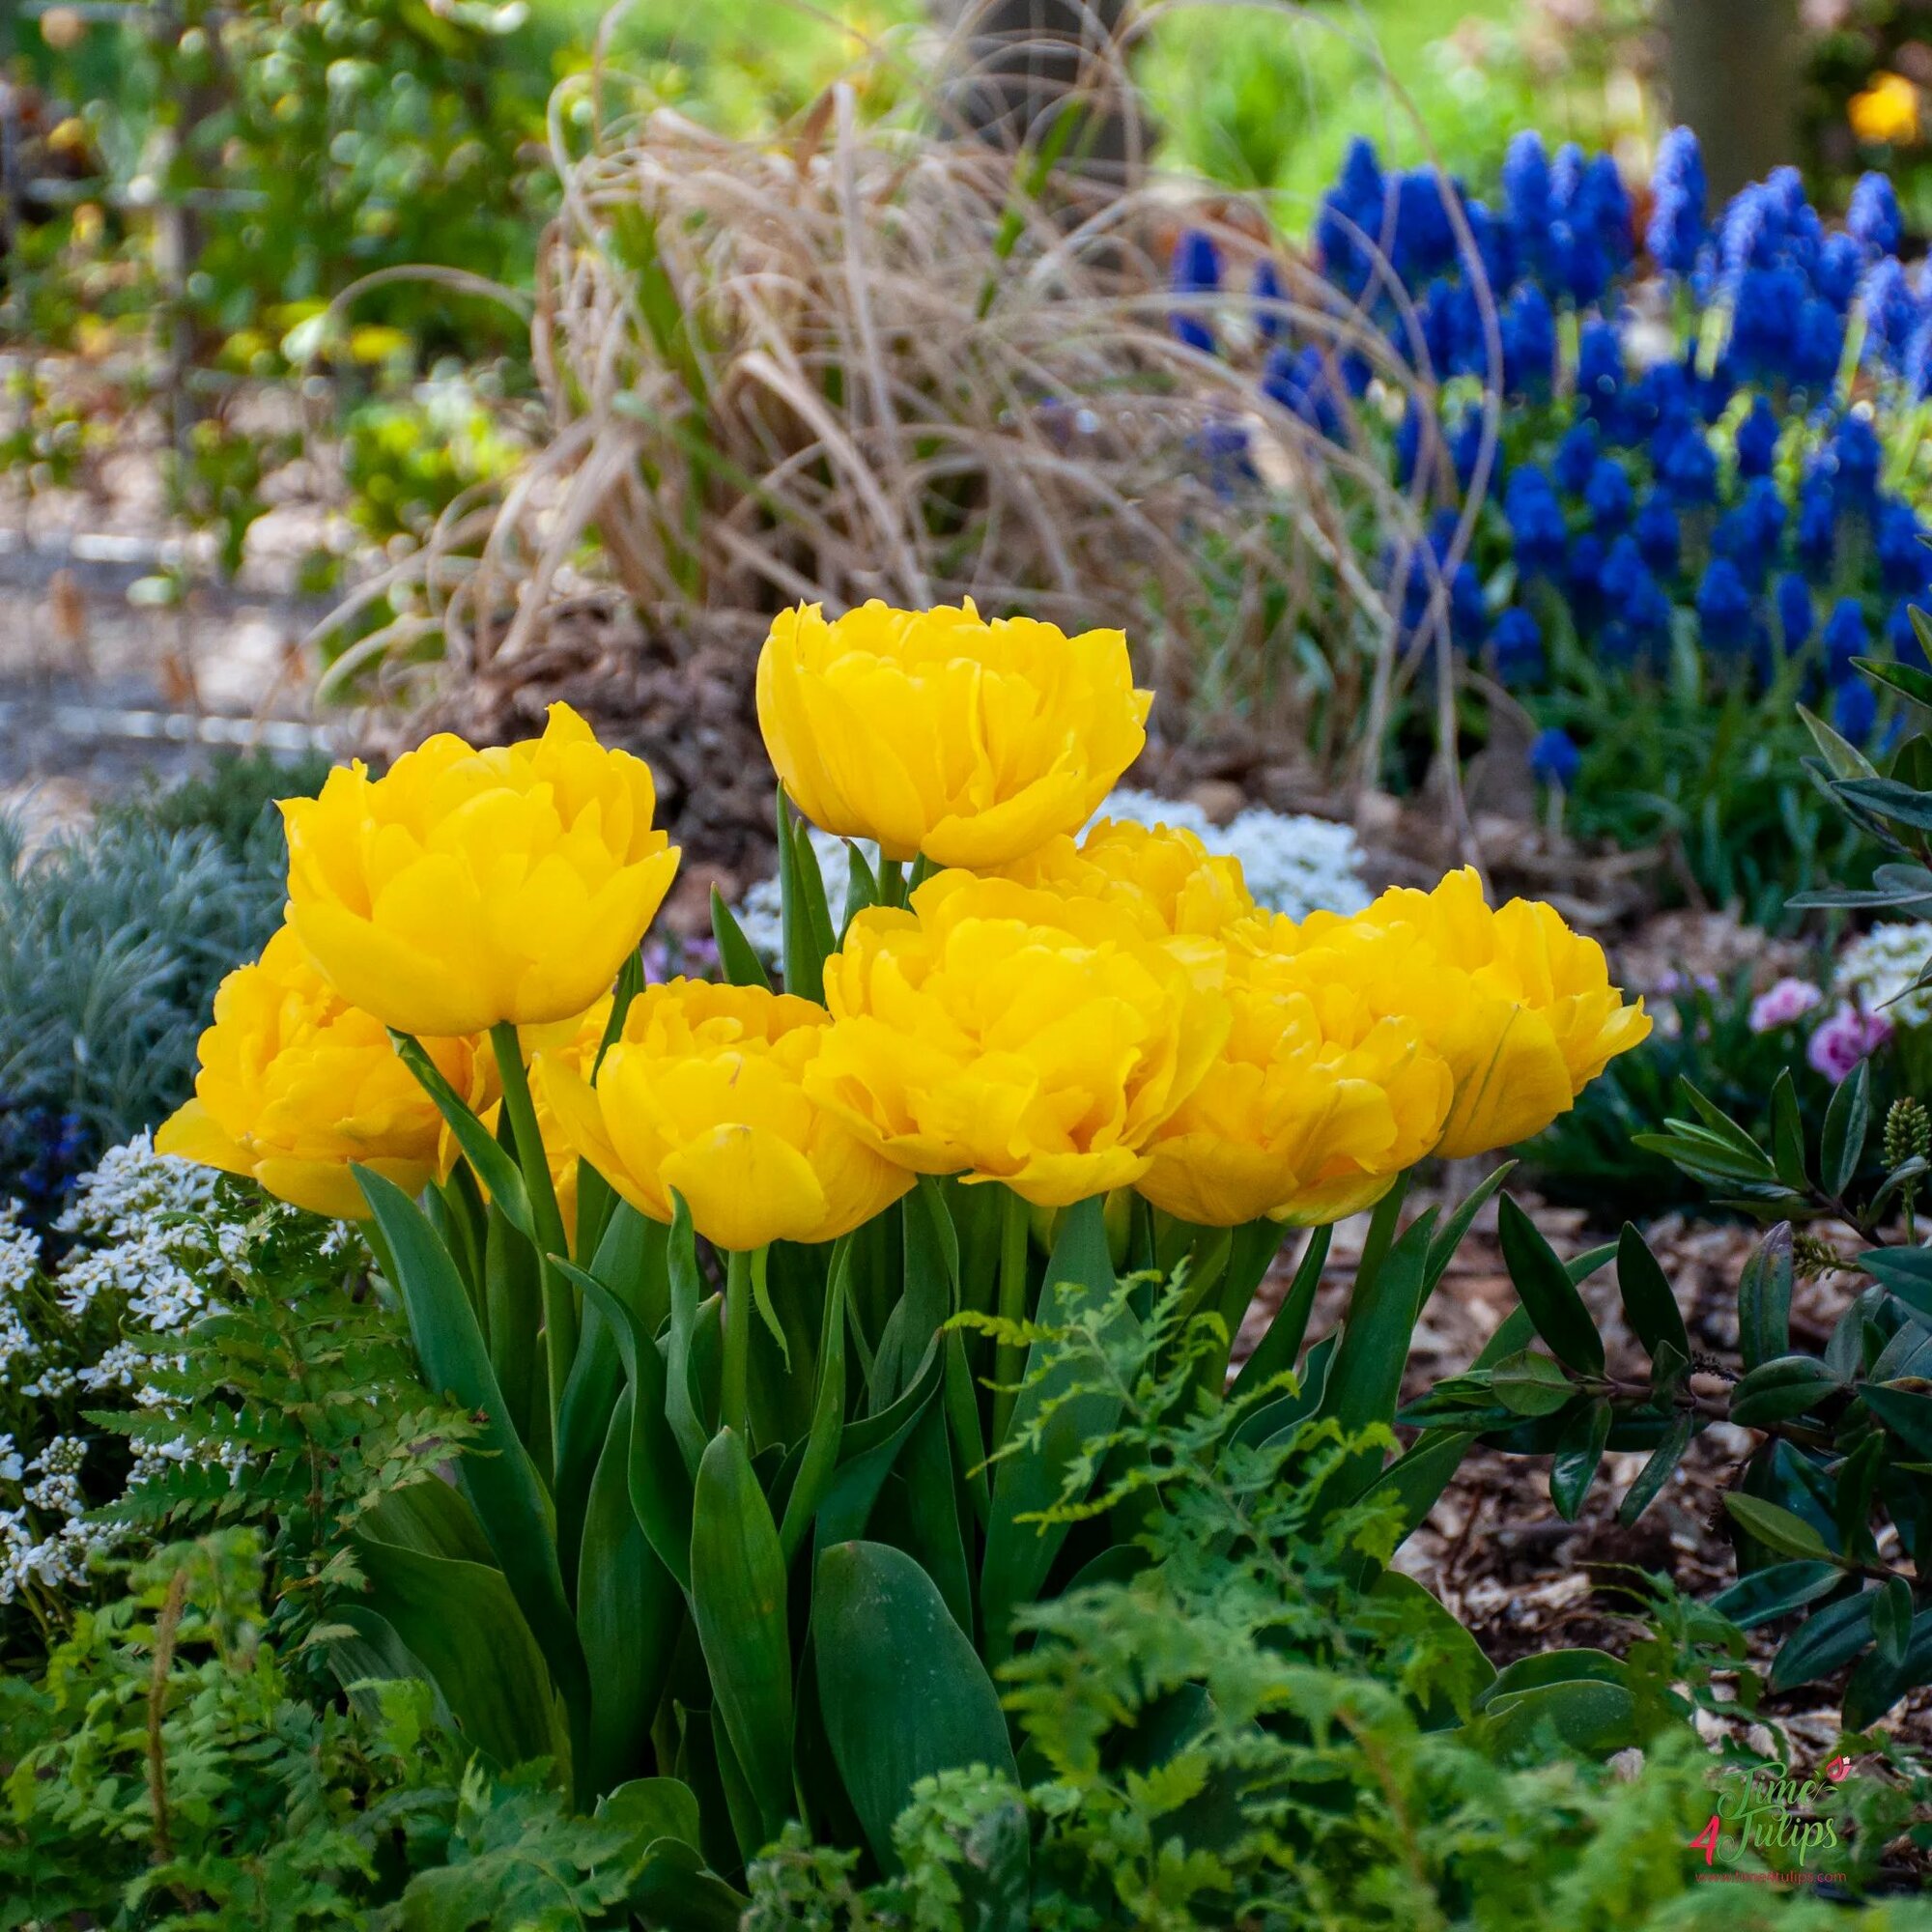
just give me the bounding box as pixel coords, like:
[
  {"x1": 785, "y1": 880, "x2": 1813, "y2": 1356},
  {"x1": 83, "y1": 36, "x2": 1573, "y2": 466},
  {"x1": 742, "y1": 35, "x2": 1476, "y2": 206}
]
[
  {"x1": 732, "y1": 791, "x2": 1372, "y2": 965},
  {"x1": 0, "y1": 1208, "x2": 42, "y2": 1379},
  {"x1": 0, "y1": 1135, "x2": 236, "y2": 1610},
  {"x1": 1833, "y1": 923, "x2": 1932, "y2": 1031},
  {"x1": 0, "y1": 1433, "x2": 99, "y2": 1603}
]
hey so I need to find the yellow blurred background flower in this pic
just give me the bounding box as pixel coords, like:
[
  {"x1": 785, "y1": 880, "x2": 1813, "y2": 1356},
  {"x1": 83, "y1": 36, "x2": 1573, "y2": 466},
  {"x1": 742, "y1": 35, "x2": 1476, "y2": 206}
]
[
  {"x1": 755, "y1": 599, "x2": 1151, "y2": 867},
  {"x1": 282, "y1": 702, "x2": 679, "y2": 1038},
  {"x1": 156, "y1": 926, "x2": 491, "y2": 1219},
  {"x1": 533, "y1": 979, "x2": 912, "y2": 1250},
  {"x1": 809, "y1": 869, "x2": 1230, "y2": 1207},
  {"x1": 1851, "y1": 71, "x2": 1919, "y2": 148}
]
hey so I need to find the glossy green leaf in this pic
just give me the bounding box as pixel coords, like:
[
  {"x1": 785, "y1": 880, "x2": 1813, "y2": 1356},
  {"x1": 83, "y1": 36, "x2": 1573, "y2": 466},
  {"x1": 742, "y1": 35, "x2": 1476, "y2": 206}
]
[
  {"x1": 1769, "y1": 1070, "x2": 1809, "y2": 1192},
  {"x1": 1861, "y1": 1381, "x2": 1932, "y2": 1459},
  {"x1": 1491, "y1": 1350, "x2": 1575, "y2": 1418},
  {"x1": 1497, "y1": 1196, "x2": 1604, "y2": 1377},
  {"x1": 814, "y1": 1539, "x2": 1019, "y2": 1874},
  {"x1": 1737, "y1": 1223, "x2": 1794, "y2": 1372},
  {"x1": 1769, "y1": 1590, "x2": 1875, "y2": 1692},
  {"x1": 1821, "y1": 1061, "x2": 1871, "y2": 1197},
  {"x1": 1797, "y1": 700, "x2": 1880, "y2": 781},
  {"x1": 1550, "y1": 1398, "x2": 1611, "y2": 1521},
  {"x1": 1616, "y1": 1412, "x2": 1693, "y2": 1526},
  {"x1": 1723, "y1": 1492, "x2": 1835, "y2": 1563},
  {"x1": 1615, "y1": 1223, "x2": 1690, "y2": 1364},
  {"x1": 577, "y1": 1389, "x2": 682, "y2": 1797},
  {"x1": 1875, "y1": 1575, "x2": 1915, "y2": 1668},
  {"x1": 1728, "y1": 1353, "x2": 1843, "y2": 1429},
  {"x1": 1709, "y1": 1560, "x2": 1843, "y2": 1630},
  {"x1": 691, "y1": 1428, "x2": 794, "y2": 1844}
]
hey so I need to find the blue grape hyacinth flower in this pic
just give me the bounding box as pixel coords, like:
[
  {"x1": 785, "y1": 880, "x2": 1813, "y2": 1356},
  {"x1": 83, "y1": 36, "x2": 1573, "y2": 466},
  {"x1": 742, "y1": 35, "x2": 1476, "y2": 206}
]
[
  {"x1": 1530, "y1": 725, "x2": 1581, "y2": 788},
  {"x1": 1492, "y1": 605, "x2": 1544, "y2": 683}
]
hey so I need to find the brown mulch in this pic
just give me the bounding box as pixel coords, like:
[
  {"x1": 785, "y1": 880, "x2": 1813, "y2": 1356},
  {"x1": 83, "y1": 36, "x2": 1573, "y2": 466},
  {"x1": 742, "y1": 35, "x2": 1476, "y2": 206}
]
[{"x1": 1236, "y1": 1193, "x2": 1932, "y2": 1771}]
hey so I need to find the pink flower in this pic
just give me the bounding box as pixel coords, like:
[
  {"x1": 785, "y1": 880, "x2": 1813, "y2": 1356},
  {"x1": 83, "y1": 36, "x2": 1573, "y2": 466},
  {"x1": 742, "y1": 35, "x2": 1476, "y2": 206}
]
[
  {"x1": 1749, "y1": 977, "x2": 1824, "y2": 1034},
  {"x1": 1806, "y1": 1003, "x2": 1893, "y2": 1083}
]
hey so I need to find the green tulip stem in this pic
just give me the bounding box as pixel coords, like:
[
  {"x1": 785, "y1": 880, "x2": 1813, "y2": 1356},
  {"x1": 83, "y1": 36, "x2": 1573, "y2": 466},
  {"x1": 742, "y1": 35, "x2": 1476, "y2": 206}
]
[
  {"x1": 489, "y1": 1022, "x2": 578, "y2": 1431},
  {"x1": 991, "y1": 1186, "x2": 1031, "y2": 1448},
  {"x1": 877, "y1": 857, "x2": 906, "y2": 909},
  {"x1": 722, "y1": 1245, "x2": 759, "y2": 1439}
]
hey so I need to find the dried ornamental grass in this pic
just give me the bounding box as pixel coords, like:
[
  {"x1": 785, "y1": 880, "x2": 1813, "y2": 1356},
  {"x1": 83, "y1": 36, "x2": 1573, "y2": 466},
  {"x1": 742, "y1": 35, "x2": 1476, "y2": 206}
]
[{"x1": 323, "y1": 2, "x2": 1478, "y2": 782}]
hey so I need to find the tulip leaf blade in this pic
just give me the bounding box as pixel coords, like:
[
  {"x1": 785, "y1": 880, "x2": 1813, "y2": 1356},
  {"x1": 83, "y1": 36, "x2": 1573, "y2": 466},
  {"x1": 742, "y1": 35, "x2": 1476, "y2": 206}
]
[
  {"x1": 577, "y1": 1387, "x2": 682, "y2": 1797},
  {"x1": 980, "y1": 1195, "x2": 1130, "y2": 1663},
  {"x1": 1230, "y1": 1222, "x2": 1329, "y2": 1401},
  {"x1": 691, "y1": 1426, "x2": 795, "y2": 1847},
  {"x1": 390, "y1": 1031, "x2": 534, "y2": 1241},
  {"x1": 1497, "y1": 1195, "x2": 1605, "y2": 1377},
  {"x1": 814, "y1": 1539, "x2": 1018, "y2": 1875},
  {"x1": 1317, "y1": 1202, "x2": 1437, "y2": 1438},
  {"x1": 778, "y1": 790, "x2": 832, "y2": 1005},
  {"x1": 343, "y1": 1535, "x2": 564, "y2": 1774},
  {"x1": 779, "y1": 1239, "x2": 850, "y2": 1564},
  {"x1": 553, "y1": 1254, "x2": 696, "y2": 1594},
  {"x1": 355, "y1": 1168, "x2": 591, "y2": 1783},
  {"x1": 710, "y1": 886, "x2": 774, "y2": 992},
  {"x1": 665, "y1": 1193, "x2": 710, "y2": 1478}
]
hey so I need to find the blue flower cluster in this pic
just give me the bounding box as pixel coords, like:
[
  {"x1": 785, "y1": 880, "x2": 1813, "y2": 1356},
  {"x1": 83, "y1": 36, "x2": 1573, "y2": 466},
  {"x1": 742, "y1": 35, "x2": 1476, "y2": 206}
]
[{"x1": 1162, "y1": 128, "x2": 1932, "y2": 754}]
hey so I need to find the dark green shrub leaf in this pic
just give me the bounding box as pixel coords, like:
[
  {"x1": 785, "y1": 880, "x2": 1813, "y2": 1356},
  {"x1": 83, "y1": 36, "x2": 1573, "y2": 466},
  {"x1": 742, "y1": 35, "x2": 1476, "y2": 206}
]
[
  {"x1": 1769, "y1": 1070, "x2": 1809, "y2": 1192},
  {"x1": 1491, "y1": 1350, "x2": 1575, "y2": 1417},
  {"x1": 1723, "y1": 1493, "x2": 1835, "y2": 1563},
  {"x1": 1737, "y1": 1223, "x2": 1794, "y2": 1371},
  {"x1": 1709, "y1": 1560, "x2": 1843, "y2": 1629},
  {"x1": 1728, "y1": 1354, "x2": 1844, "y2": 1429},
  {"x1": 1497, "y1": 1196, "x2": 1604, "y2": 1377},
  {"x1": 1549, "y1": 1398, "x2": 1610, "y2": 1522},
  {"x1": 1617, "y1": 1412, "x2": 1693, "y2": 1526},
  {"x1": 1769, "y1": 1590, "x2": 1876, "y2": 1692},
  {"x1": 1861, "y1": 1382, "x2": 1932, "y2": 1460},
  {"x1": 1614, "y1": 1224, "x2": 1690, "y2": 1364},
  {"x1": 1821, "y1": 1061, "x2": 1871, "y2": 1198}
]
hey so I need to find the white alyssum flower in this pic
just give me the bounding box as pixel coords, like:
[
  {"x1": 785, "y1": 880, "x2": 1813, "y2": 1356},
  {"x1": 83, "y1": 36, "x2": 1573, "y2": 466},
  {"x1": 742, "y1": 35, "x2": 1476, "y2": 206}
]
[
  {"x1": 1834, "y1": 923, "x2": 1932, "y2": 1030},
  {"x1": 54, "y1": 1132, "x2": 219, "y2": 1333},
  {"x1": 734, "y1": 791, "x2": 1372, "y2": 965},
  {"x1": 0, "y1": 1206, "x2": 41, "y2": 1380}
]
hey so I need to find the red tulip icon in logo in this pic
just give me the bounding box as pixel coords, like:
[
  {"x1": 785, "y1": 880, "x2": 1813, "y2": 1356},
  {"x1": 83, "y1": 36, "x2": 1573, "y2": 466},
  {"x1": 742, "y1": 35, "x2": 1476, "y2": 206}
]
[{"x1": 1825, "y1": 1755, "x2": 1853, "y2": 1783}]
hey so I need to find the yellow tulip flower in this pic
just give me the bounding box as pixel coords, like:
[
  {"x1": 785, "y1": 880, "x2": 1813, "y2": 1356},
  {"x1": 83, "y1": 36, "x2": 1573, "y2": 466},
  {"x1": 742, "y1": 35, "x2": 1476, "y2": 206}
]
[
  {"x1": 755, "y1": 600, "x2": 1152, "y2": 867},
  {"x1": 156, "y1": 926, "x2": 489, "y2": 1220},
  {"x1": 532, "y1": 980, "x2": 912, "y2": 1252},
  {"x1": 999, "y1": 816, "x2": 1256, "y2": 937},
  {"x1": 809, "y1": 869, "x2": 1231, "y2": 1208},
  {"x1": 1138, "y1": 944, "x2": 1452, "y2": 1228},
  {"x1": 1256, "y1": 867, "x2": 1650, "y2": 1159},
  {"x1": 282, "y1": 703, "x2": 679, "y2": 1037}
]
